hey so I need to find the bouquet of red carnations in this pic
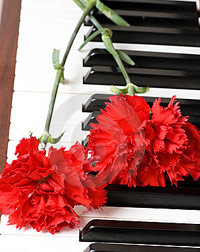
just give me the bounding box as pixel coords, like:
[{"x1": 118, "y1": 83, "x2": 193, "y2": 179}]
[{"x1": 0, "y1": 0, "x2": 199, "y2": 234}]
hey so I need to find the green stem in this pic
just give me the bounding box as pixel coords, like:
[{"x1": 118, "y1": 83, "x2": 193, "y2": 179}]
[
  {"x1": 43, "y1": 0, "x2": 95, "y2": 142},
  {"x1": 74, "y1": 0, "x2": 131, "y2": 85},
  {"x1": 104, "y1": 38, "x2": 131, "y2": 84},
  {"x1": 61, "y1": 1, "x2": 95, "y2": 66},
  {"x1": 92, "y1": 20, "x2": 131, "y2": 84},
  {"x1": 44, "y1": 69, "x2": 62, "y2": 133}
]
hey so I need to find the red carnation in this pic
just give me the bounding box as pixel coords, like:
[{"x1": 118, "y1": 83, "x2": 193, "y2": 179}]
[
  {"x1": 0, "y1": 137, "x2": 106, "y2": 234},
  {"x1": 137, "y1": 97, "x2": 200, "y2": 186},
  {"x1": 88, "y1": 95, "x2": 200, "y2": 187},
  {"x1": 88, "y1": 94, "x2": 150, "y2": 187}
]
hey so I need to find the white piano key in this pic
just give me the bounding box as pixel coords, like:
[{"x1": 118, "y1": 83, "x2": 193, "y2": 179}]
[
  {"x1": 0, "y1": 235, "x2": 88, "y2": 252},
  {"x1": 78, "y1": 206, "x2": 200, "y2": 224},
  {"x1": 17, "y1": 36, "x2": 83, "y2": 49},
  {"x1": 140, "y1": 87, "x2": 200, "y2": 100},
  {"x1": 2, "y1": 205, "x2": 200, "y2": 237},
  {"x1": 1, "y1": 215, "x2": 79, "y2": 237},
  {"x1": 9, "y1": 123, "x2": 88, "y2": 142},
  {"x1": 15, "y1": 59, "x2": 83, "y2": 81},
  {"x1": 11, "y1": 92, "x2": 89, "y2": 110},
  {"x1": 16, "y1": 40, "x2": 84, "y2": 59},
  {"x1": 10, "y1": 92, "x2": 90, "y2": 126},
  {"x1": 13, "y1": 72, "x2": 112, "y2": 94},
  {"x1": 84, "y1": 40, "x2": 200, "y2": 55},
  {"x1": 21, "y1": 0, "x2": 79, "y2": 10},
  {"x1": 19, "y1": 21, "x2": 84, "y2": 37},
  {"x1": 20, "y1": 6, "x2": 82, "y2": 23}
]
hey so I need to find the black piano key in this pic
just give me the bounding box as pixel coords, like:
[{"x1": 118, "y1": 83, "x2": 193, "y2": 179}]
[
  {"x1": 83, "y1": 94, "x2": 200, "y2": 116},
  {"x1": 87, "y1": 7, "x2": 199, "y2": 31},
  {"x1": 99, "y1": 0, "x2": 199, "y2": 21},
  {"x1": 84, "y1": 49, "x2": 200, "y2": 71},
  {"x1": 80, "y1": 219, "x2": 200, "y2": 246},
  {"x1": 82, "y1": 137, "x2": 89, "y2": 148},
  {"x1": 102, "y1": 0, "x2": 197, "y2": 12},
  {"x1": 82, "y1": 111, "x2": 100, "y2": 131},
  {"x1": 84, "y1": 0, "x2": 200, "y2": 46},
  {"x1": 84, "y1": 243, "x2": 200, "y2": 252},
  {"x1": 82, "y1": 94, "x2": 200, "y2": 130},
  {"x1": 84, "y1": 65, "x2": 200, "y2": 89},
  {"x1": 87, "y1": 0, "x2": 199, "y2": 28},
  {"x1": 85, "y1": 25, "x2": 200, "y2": 47},
  {"x1": 87, "y1": 11, "x2": 198, "y2": 29},
  {"x1": 105, "y1": 182, "x2": 200, "y2": 209},
  {"x1": 82, "y1": 113, "x2": 200, "y2": 130},
  {"x1": 83, "y1": 94, "x2": 111, "y2": 112}
]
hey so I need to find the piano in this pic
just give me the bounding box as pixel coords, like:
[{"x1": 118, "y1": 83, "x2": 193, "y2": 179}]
[{"x1": 1, "y1": 0, "x2": 200, "y2": 251}]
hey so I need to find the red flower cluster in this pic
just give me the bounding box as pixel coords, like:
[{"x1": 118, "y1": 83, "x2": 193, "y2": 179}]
[
  {"x1": 1, "y1": 95, "x2": 199, "y2": 234},
  {"x1": 0, "y1": 137, "x2": 106, "y2": 234},
  {"x1": 88, "y1": 95, "x2": 200, "y2": 187}
]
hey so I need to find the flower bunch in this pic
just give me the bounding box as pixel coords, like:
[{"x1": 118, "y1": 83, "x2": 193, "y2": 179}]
[
  {"x1": 88, "y1": 95, "x2": 200, "y2": 187},
  {"x1": 0, "y1": 0, "x2": 200, "y2": 235},
  {"x1": 0, "y1": 137, "x2": 106, "y2": 234}
]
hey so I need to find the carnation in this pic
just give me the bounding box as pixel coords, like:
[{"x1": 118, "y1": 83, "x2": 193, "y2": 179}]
[
  {"x1": 88, "y1": 94, "x2": 150, "y2": 187},
  {"x1": 0, "y1": 137, "x2": 106, "y2": 234},
  {"x1": 88, "y1": 95, "x2": 200, "y2": 187},
  {"x1": 137, "y1": 97, "x2": 200, "y2": 186}
]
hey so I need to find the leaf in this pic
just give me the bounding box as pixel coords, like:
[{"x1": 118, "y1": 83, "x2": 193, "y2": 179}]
[
  {"x1": 110, "y1": 83, "x2": 150, "y2": 96},
  {"x1": 118, "y1": 50, "x2": 135, "y2": 66},
  {"x1": 134, "y1": 85, "x2": 149, "y2": 94},
  {"x1": 127, "y1": 84, "x2": 135, "y2": 96},
  {"x1": 96, "y1": 0, "x2": 130, "y2": 26},
  {"x1": 79, "y1": 28, "x2": 109, "y2": 51},
  {"x1": 48, "y1": 131, "x2": 65, "y2": 144},
  {"x1": 102, "y1": 33, "x2": 115, "y2": 56},
  {"x1": 110, "y1": 85, "x2": 128, "y2": 95},
  {"x1": 60, "y1": 71, "x2": 65, "y2": 83},
  {"x1": 52, "y1": 49, "x2": 61, "y2": 70}
]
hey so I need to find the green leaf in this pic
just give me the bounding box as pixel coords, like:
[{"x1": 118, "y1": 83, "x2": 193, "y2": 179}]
[
  {"x1": 38, "y1": 136, "x2": 43, "y2": 143},
  {"x1": 134, "y1": 85, "x2": 149, "y2": 94},
  {"x1": 96, "y1": 0, "x2": 130, "y2": 26},
  {"x1": 110, "y1": 85, "x2": 128, "y2": 95},
  {"x1": 110, "y1": 83, "x2": 150, "y2": 96},
  {"x1": 102, "y1": 33, "x2": 116, "y2": 56},
  {"x1": 48, "y1": 131, "x2": 65, "y2": 144},
  {"x1": 52, "y1": 49, "x2": 61, "y2": 70},
  {"x1": 118, "y1": 50, "x2": 135, "y2": 66},
  {"x1": 60, "y1": 71, "x2": 65, "y2": 83},
  {"x1": 127, "y1": 84, "x2": 135, "y2": 96},
  {"x1": 79, "y1": 28, "x2": 109, "y2": 51},
  {"x1": 29, "y1": 131, "x2": 33, "y2": 137}
]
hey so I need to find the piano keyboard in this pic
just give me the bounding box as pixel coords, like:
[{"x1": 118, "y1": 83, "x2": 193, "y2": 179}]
[
  {"x1": 1, "y1": 0, "x2": 200, "y2": 251},
  {"x1": 84, "y1": 243, "x2": 200, "y2": 252},
  {"x1": 80, "y1": 220, "x2": 200, "y2": 245}
]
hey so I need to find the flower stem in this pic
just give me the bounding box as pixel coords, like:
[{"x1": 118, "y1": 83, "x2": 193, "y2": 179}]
[
  {"x1": 74, "y1": 0, "x2": 131, "y2": 84},
  {"x1": 43, "y1": 0, "x2": 96, "y2": 145}
]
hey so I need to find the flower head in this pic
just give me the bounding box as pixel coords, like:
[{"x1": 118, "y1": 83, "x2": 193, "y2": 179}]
[
  {"x1": 88, "y1": 95, "x2": 200, "y2": 187},
  {"x1": 0, "y1": 137, "x2": 106, "y2": 234},
  {"x1": 137, "y1": 97, "x2": 200, "y2": 186},
  {"x1": 88, "y1": 94, "x2": 150, "y2": 187}
]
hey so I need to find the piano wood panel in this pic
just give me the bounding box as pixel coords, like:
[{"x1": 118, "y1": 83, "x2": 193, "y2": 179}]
[{"x1": 0, "y1": 0, "x2": 21, "y2": 172}]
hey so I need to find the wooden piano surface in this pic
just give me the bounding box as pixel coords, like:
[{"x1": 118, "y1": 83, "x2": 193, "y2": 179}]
[
  {"x1": 0, "y1": 0, "x2": 21, "y2": 172},
  {"x1": 1, "y1": 0, "x2": 200, "y2": 251}
]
